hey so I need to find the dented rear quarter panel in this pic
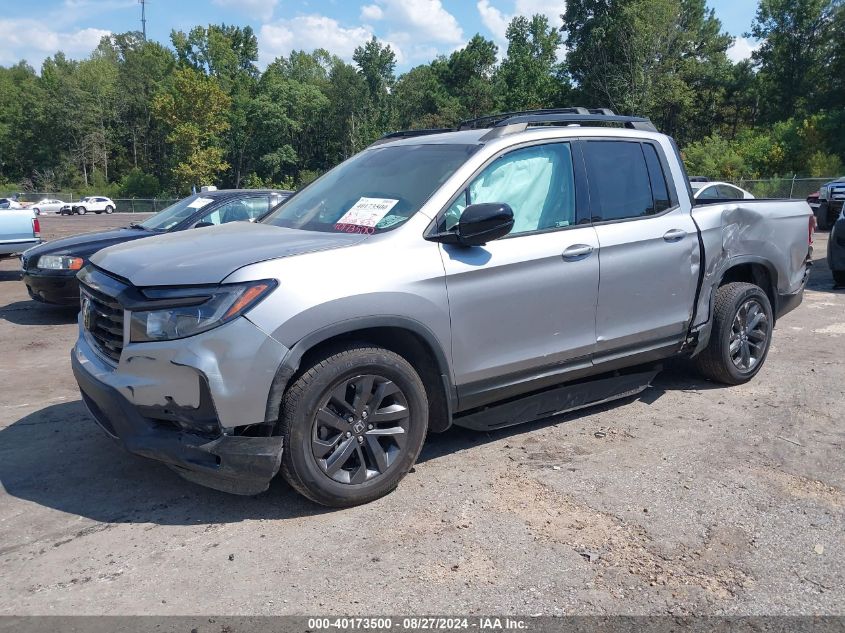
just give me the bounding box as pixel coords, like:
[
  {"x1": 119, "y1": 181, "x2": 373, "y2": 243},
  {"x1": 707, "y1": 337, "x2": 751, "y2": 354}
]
[{"x1": 691, "y1": 199, "x2": 813, "y2": 327}]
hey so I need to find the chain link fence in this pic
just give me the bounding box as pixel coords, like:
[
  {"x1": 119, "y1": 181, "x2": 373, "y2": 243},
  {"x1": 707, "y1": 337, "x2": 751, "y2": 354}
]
[
  {"x1": 112, "y1": 198, "x2": 179, "y2": 213},
  {"x1": 730, "y1": 178, "x2": 833, "y2": 199}
]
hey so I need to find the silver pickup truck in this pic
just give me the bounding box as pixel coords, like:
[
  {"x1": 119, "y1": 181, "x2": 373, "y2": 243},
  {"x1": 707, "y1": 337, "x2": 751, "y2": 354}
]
[
  {"x1": 0, "y1": 209, "x2": 41, "y2": 257},
  {"x1": 71, "y1": 109, "x2": 814, "y2": 506}
]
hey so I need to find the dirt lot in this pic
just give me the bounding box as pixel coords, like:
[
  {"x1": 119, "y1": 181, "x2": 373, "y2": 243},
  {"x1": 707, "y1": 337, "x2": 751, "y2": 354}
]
[{"x1": 0, "y1": 215, "x2": 842, "y2": 616}]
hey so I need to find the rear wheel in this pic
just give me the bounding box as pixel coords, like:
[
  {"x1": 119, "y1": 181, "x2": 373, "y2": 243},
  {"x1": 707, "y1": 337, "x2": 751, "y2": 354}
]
[
  {"x1": 834, "y1": 270, "x2": 845, "y2": 287},
  {"x1": 279, "y1": 345, "x2": 428, "y2": 507},
  {"x1": 693, "y1": 282, "x2": 773, "y2": 385}
]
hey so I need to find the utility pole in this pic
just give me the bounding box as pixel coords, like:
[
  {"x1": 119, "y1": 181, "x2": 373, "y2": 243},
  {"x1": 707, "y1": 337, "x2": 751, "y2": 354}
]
[{"x1": 139, "y1": 0, "x2": 147, "y2": 41}]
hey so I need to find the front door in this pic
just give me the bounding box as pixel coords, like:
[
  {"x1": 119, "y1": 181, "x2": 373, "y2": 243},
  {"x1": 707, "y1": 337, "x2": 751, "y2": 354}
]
[{"x1": 438, "y1": 142, "x2": 600, "y2": 409}]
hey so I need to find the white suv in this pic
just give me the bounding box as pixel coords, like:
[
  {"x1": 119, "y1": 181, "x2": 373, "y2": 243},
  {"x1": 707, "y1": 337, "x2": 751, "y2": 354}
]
[{"x1": 66, "y1": 197, "x2": 116, "y2": 215}]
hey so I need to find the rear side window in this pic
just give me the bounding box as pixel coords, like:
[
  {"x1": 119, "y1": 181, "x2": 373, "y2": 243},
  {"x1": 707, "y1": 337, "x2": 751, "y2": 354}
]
[
  {"x1": 717, "y1": 184, "x2": 741, "y2": 198},
  {"x1": 642, "y1": 144, "x2": 672, "y2": 212},
  {"x1": 697, "y1": 185, "x2": 721, "y2": 199},
  {"x1": 585, "y1": 141, "x2": 654, "y2": 221}
]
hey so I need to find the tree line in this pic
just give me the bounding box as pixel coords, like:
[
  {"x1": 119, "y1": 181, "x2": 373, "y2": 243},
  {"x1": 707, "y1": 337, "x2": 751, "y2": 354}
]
[{"x1": 0, "y1": 0, "x2": 842, "y2": 198}]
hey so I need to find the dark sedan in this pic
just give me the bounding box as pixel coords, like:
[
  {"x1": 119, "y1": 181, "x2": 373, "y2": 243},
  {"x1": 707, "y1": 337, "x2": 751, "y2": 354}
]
[{"x1": 21, "y1": 189, "x2": 291, "y2": 306}]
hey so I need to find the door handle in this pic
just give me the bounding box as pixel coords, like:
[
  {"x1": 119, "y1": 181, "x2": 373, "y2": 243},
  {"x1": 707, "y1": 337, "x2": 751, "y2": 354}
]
[
  {"x1": 663, "y1": 229, "x2": 687, "y2": 242},
  {"x1": 562, "y1": 244, "x2": 594, "y2": 261}
]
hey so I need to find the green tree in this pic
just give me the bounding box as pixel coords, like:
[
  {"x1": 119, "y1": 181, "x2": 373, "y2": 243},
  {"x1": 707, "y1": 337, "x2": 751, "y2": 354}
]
[
  {"x1": 563, "y1": 0, "x2": 732, "y2": 142},
  {"x1": 498, "y1": 15, "x2": 563, "y2": 111},
  {"x1": 152, "y1": 67, "x2": 231, "y2": 191},
  {"x1": 749, "y1": 0, "x2": 841, "y2": 122}
]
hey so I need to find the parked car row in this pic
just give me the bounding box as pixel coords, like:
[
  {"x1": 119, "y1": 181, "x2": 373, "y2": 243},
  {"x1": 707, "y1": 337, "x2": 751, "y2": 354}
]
[{"x1": 1, "y1": 196, "x2": 115, "y2": 215}]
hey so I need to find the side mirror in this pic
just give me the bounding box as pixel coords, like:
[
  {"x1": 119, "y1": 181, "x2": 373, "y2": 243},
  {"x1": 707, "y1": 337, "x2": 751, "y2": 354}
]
[
  {"x1": 431, "y1": 203, "x2": 514, "y2": 247},
  {"x1": 194, "y1": 221, "x2": 214, "y2": 229}
]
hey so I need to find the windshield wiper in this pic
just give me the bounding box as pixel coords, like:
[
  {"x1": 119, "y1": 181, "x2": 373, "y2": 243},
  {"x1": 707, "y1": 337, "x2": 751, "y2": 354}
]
[{"x1": 128, "y1": 223, "x2": 148, "y2": 230}]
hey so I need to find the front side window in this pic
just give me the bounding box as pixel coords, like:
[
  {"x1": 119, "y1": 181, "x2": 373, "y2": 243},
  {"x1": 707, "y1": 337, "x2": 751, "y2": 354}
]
[
  {"x1": 443, "y1": 143, "x2": 576, "y2": 235},
  {"x1": 262, "y1": 144, "x2": 480, "y2": 234},
  {"x1": 718, "y1": 185, "x2": 742, "y2": 198},
  {"x1": 585, "y1": 141, "x2": 656, "y2": 221}
]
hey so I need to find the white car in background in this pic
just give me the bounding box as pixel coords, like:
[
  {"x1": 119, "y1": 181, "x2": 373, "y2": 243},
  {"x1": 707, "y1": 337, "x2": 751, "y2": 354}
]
[
  {"x1": 691, "y1": 181, "x2": 755, "y2": 200},
  {"x1": 0, "y1": 197, "x2": 23, "y2": 209},
  {"x1": 60, "y1": 196, "x2": 116, "y2": 215},
  {"x1": 30, "y1": 198, "x2": 68, "y2": 215}
]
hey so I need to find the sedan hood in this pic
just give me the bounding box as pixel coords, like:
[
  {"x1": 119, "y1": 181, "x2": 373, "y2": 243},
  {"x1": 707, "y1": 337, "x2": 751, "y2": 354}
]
[
  {"x1": 24, "y1": 228, "x2": 149, "y2": 258},
  {"x1": 91, "y1": 222, "x2": 369, "y2": 286}
]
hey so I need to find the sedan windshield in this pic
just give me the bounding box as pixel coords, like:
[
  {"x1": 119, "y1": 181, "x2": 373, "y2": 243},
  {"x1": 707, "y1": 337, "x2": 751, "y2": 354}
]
[
  {"x1": 262, "y1": 143, "x2": 479, "y2": 233},
  {"x1": 140, "y1": 195, "x2": 215, "y2": 231}
]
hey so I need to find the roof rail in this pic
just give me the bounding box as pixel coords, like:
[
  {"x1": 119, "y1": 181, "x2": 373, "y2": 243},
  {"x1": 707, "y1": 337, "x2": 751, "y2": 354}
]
[
  {"x1": 369, "y1": 128, "x2": 455, "y2": 147},
  {"x1": 459, "y1": 108, "x2": 658, "y2": 139},
  {"x1": 459, "y1": 108, "x2": 611, "y2": 130}
]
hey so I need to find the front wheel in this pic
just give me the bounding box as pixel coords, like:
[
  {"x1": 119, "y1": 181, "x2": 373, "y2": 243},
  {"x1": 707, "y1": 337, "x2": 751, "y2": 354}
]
[
  {"x1": 834, "y1": 270, "x2": 845, "y2": 287},
  {"x1": 76, "y1": 207, "x2": 86, "y2": 215},
  {"x1": 104, "y1": 205, "x2": 114, "y2": 214},
  {"x1": 279, "y1": 345, "x2": 429, "y2": 507},
  {"x1": 693, "y1": 282, "x2": 773, "y2": 385}
]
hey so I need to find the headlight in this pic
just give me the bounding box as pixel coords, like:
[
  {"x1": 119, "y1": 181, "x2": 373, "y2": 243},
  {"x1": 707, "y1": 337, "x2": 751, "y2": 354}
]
[
  {"x1": 38, "y1": 255, "x2": 84, "y2": 270},
  {"x1": 128, "y1": 280, "x2": 277, "y2": 342}
]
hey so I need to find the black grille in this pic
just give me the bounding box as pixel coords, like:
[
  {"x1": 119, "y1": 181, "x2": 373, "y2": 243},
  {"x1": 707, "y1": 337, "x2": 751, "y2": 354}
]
[{"x1": 81, "y1": 284, "x2": 125, "y2": 363}]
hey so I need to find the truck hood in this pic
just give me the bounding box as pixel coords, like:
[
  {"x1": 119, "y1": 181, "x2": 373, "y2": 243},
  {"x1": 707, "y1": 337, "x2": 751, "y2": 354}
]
[
  {"x1": 90, "y1": 222, "x2": 369, "y2": 286},
  {"x1": 25, "y1": 227, "x2": 149, "y2": 259}
]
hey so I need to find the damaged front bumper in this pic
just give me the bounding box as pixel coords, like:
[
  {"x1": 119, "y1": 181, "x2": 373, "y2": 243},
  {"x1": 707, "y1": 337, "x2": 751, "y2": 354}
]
[{"x1": 71, "y1": 317, "x2": 288, "y2": 495}]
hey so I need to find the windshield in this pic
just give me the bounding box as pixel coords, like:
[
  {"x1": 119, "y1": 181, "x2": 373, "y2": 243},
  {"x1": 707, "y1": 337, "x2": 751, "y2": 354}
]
[
  {"x1": 262, "y1": 143, "x2": 479, "y2": 233},
  {"x1": 140, "y1": 194, "x2": 215, "y2": 231}
]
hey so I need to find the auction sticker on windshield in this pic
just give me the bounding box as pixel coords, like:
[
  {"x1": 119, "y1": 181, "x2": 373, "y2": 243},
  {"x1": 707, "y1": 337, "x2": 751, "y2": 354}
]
[{"x1": 335, "y1": 197, "x2": 399, "y2": 232}]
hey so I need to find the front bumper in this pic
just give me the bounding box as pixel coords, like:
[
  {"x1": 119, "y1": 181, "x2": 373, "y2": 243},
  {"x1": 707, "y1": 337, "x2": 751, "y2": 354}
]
[
  {"x1": 23, "y1": 270, "x2": 81, "y2": 305},
  {"x1": 72, "y1": 316, "x2": 289, "y2": 495}
]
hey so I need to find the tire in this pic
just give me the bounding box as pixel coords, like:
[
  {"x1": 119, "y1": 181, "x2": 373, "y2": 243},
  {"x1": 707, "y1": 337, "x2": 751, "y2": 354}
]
[
  {"x1": 693, "y1": 282, "x2": 773, "y2": 385},
  {"x1": 279, "y1": 345, "x2": 429, "y2": 507},
  {"x1": 76, "y1": 207, "x2": 86, "y2": 215},
  {"x1": 104, "y1": 205, "x2": 114, "y2": 214},
  {"x1": 834, "y1": 270, "x2": 845, "y2": 287}
]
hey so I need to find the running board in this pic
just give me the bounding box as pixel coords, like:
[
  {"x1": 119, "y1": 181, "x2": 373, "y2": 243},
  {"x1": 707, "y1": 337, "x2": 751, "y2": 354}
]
[{"x1": 453, "y1": 366, "x2": 660, "y2": 432}]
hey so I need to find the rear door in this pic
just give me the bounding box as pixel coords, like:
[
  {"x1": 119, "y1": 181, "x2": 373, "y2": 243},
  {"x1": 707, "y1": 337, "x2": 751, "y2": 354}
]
[
  {"x1": 438, "y1": 141, "x2": 600, "y2": 408},
  {"x1": 585, "y1": 139, "x2": 698, "y2": 359}
]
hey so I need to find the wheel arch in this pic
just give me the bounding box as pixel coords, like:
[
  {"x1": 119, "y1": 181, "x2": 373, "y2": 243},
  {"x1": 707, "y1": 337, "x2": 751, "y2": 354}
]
[
  {"x1": 265, "y1": 317, "x2": 455, "y2": 434},
  {"x1": 717, "y1": 257, "x2": 778, "y2": 321}
]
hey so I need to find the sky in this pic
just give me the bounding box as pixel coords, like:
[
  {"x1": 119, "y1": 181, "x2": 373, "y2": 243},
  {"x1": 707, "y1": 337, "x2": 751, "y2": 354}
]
[{"x1": 0, "y1": 0, "x2": 761, "y2": 71}]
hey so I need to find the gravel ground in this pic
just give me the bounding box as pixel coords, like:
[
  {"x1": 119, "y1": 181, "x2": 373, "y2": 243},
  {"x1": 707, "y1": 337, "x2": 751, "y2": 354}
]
[{"x1": 0, "y1": 215, "x2": 842, "y2": 616}]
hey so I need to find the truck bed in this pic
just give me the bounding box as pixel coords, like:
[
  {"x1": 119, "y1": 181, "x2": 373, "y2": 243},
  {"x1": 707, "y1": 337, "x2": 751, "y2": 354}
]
[
  {"x1": 0, "y1": 209, "x2": 40, "y2": 256},
  {"x1": 690, "y1": 198, "x2": 813, "y2": 329}
]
